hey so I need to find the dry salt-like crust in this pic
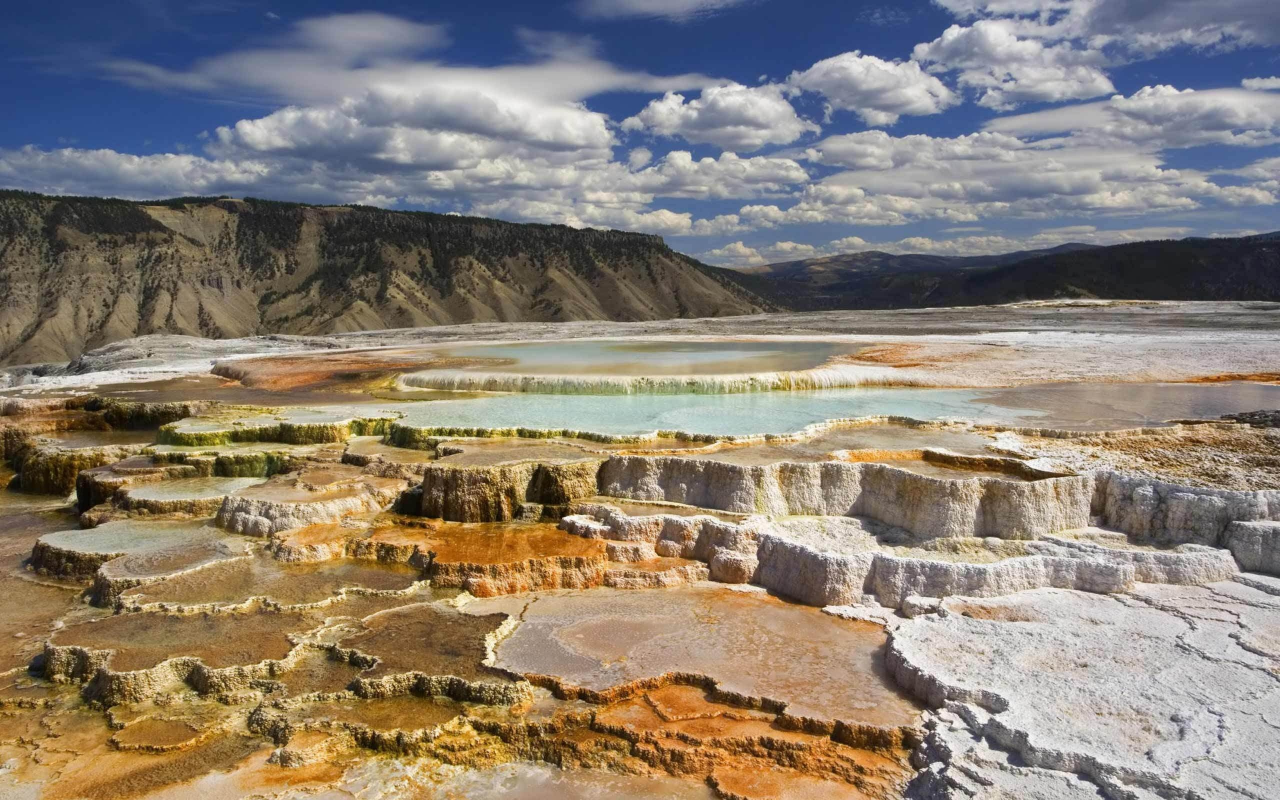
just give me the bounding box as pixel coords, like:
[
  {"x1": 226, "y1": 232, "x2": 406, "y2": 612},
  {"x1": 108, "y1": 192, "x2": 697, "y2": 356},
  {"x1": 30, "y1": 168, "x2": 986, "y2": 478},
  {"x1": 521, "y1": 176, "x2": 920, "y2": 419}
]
[{"x1": 891, "y1": 583, "x2": 1280, "y2": 799}]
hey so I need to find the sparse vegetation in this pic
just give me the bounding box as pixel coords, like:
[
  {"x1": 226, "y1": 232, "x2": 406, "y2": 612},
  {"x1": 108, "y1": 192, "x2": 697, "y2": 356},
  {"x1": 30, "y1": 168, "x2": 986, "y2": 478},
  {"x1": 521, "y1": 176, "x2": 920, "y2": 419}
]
[{"x1": 0, "y1": 191, "x2": 770, "y2": 364}]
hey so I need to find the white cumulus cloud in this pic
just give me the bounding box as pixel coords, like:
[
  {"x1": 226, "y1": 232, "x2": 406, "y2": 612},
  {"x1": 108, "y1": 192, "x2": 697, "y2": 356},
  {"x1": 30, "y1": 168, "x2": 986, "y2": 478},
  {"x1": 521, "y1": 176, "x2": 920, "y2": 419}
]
[
  {"x1": 1242, "y1": 77, "x2": 1280, "y2": 91},
  {"x1": 933, "y1": 0, "x2": 1280, "y2": 51},
  {"x1": 913, "y1": 20, "x2": 1114, "y2": 109},
  {"x1": 700, "y1": 240, "x2": 764, "y2": 266},
  {"x1": 987, "y1": 85, "x2": 1280, "y2": 148},
  {"x1": 787, "y1": 52, "x2": 959, "y2": 126},
  {"x1": 622, "y1": 83, "x2": 818, "y2": 151}
]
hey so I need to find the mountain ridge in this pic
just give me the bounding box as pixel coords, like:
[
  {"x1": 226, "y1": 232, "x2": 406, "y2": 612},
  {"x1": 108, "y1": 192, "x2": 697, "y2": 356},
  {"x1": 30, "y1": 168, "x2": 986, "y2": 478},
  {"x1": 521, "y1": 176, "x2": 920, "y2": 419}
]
[
  {"x1": 2, "y1": 189, "x2": 1279, "y2": 366},
  {"x1": 732, "y1": 234, "x2": 1280, "y2": 311},
  {"x1": 739, "y1": 242, "x2": 1101, "y2": 282},
  {"x1": 0, "y1": 191, "x2": 772, "y2": 365}
]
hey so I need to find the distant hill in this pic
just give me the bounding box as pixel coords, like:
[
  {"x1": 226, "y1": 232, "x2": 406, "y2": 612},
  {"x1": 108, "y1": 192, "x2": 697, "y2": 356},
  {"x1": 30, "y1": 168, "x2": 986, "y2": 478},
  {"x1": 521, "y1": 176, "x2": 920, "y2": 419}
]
[
  {"x1": 1, "y1": 188, "x2": 1276, "y2": 366},
  {"x1": 0, "y1": 191, "x2": 772, "y2": 365},
  {"x1": 731, "y1": 235, "x2": 1280, "y2": 310},
  {"x1": 740, "y1": 243, "x2": 1098, "y2": 283}
]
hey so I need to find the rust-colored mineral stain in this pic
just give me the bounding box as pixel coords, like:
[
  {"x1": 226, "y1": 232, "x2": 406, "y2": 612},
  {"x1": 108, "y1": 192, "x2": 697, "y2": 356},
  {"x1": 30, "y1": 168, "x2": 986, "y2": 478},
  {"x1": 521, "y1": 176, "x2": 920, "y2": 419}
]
[
  {"x1": 276, "y1": 522, "x2": 360, "y2": 548},
  {"x1": 42, "y1": 734, "x2": 268, "y2": 800},
  {"x1": 712, "y1": 765, "x2": 887, "y2": 800},
  {"x1": 645, "y1": 684, "x2": 758, "y2": 722},
  {"x1": 610, "y1": 556, "x2": 708, "y2": 573},
  {"x1": 290, "y1": 695, "x2": 465, "y2": 731},
  {"x1": 127, "y1": 554, "x2": 420, "y2": 607},
  {"x1": 591, "y1": 683, "x2": 912, "y2": 799},
  {"x1": 214, "y1": 349, "x2": 482, "y2": 392},
  {"x1": 51, "y1": 611, "x2": 307, "y2": 672},
  {"x1": 602, "y1": 686, "x2": 800, "y2": 744},
  {"x1": 490, "y1": 586, "x2": 922, "y2": 728},
  {"x1": 847, "y1": 343, "x2": 928, "y2": 367},
  {"x1": 375, "y1": 520, "x2": 607, "y2": 565},
  {"x1": 240, "y1": 756, "x2": 347, "y2": 790},
  {"x1": 278, "y1": 650, "x2": 367, "y2": 695},
  {"x1": 946, "y1": 598, "x2": 1049, "y2": 623},
  {"x1": 111, "y1": 718, "x2": 204, "y2": 749},
  {"x1": 1185, "y1": 372, "x2": 1280, "y2": 384},
  {"x1": 338, "y1": 602, "x2": 513, "y2": 682}
]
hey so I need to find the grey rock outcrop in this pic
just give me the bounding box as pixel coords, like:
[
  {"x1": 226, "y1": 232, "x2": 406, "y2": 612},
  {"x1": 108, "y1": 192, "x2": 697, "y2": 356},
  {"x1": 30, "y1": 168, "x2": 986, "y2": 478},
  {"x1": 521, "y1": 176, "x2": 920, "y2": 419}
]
[
  {"x1": 562, "y1": 505, "x2": 1238, "y2": 609},
  {"x1": 1092, "y1": 470, "x2": 1280, "y2": 546},
  {"x1": 598, "y1": 456, "x2": 1092, "y2": 540},
  {"x1": 1222, "y1": 520, "x2": 1280, "y2": 575},
  {"x1": 216, "y1": 472, "x2": 408, "y2": 535},
  {"x1": 420, "y1": 459, "x2": 602, "y2": 522}
]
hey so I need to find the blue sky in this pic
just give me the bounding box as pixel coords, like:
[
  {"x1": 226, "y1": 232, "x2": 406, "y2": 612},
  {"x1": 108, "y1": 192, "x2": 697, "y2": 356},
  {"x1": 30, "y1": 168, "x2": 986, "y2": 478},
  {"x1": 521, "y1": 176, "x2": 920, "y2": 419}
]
[{"x1": 3, "y1": 0, "x2": 1280, "y2": 265}]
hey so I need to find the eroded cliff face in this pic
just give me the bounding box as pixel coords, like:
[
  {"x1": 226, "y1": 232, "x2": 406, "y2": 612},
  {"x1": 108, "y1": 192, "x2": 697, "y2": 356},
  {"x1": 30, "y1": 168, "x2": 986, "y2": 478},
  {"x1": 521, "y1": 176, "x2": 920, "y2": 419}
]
[{"x1": 0, "y1": 192, "x2": 771, "y2": 365}]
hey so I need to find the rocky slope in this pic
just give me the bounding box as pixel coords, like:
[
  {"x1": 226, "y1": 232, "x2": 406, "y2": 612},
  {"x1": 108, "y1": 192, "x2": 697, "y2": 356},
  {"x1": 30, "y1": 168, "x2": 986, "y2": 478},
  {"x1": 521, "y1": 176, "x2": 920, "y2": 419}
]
[
  {"x1": 6, "y1": 188, "x2": 1279, "y2": 367},
  {"x1": 0, "y1": 191, "x2": 771, "y2": 365},
  {"x1": 741, "y1": 243, "x2": 1096, "y2": 283},
  {"x1": 737, "y1": 233, "x2": 1280, "y2": 310}
]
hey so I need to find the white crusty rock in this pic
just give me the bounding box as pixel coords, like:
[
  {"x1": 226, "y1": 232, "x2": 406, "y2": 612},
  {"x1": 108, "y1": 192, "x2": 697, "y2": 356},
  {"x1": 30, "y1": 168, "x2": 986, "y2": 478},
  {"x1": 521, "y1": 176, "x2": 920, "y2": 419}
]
[
  {"x1": 597, "y1": 456, "x2": 1092, "y2": 539},
  {"x1": 890, "y1": 584, "x2": 1280, "y2": 799},
  {"x1": 561, "y1": 502, "x2": 761, "y2": 563},
  {"x1": 1221, "y1": 520, "x2": 1280, "y2": 576},
  {"x1": 215, "y1": 471, "x2": 407, "y2": 535},
  {"x1": 564, "y1": 505, "x2": 1238, "y2": 609},
  {"x1": 1092, "y1": 470, "x2": 1280, "y2": 546},
  {"x1": 907, "y1": 705, "x2": 1116, "y2": 799}
]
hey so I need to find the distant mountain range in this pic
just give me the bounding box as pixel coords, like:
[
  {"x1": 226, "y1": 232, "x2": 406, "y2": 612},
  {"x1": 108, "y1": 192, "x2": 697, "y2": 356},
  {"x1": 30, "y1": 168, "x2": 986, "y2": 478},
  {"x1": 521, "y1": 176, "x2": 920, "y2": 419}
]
[
  {"x1": 0, "y1": 191, "x2": 769, "y2": 365},
  {"x1": 728, "y1": 234, "x2": 1280, "y2": 311},
  {"x1": 740, "y1": 242, "x2": 1100, "y2": 282},
  {"x1": 0, "y1": 189, "x2": 1277, "y2": 365}
]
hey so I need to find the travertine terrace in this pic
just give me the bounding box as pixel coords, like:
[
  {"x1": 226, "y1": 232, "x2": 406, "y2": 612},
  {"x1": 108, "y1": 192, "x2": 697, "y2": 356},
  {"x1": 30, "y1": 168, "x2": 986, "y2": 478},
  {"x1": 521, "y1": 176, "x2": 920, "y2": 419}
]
[{"x1": 0, "y1": 302, "x2": 1277, "y2": 799}]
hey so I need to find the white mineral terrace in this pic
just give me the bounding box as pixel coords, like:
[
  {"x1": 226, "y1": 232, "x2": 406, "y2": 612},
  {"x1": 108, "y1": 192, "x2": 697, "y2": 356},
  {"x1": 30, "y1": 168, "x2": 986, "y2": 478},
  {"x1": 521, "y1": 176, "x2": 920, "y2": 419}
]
[{"x1": 0, "y1": 303, "x2": 1277, "y2": 800}]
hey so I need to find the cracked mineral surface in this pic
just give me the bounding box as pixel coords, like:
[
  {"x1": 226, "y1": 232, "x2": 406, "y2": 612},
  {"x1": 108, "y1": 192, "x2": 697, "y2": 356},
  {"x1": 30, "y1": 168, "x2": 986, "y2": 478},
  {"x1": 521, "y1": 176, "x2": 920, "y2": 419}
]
[{"x1": 0, "y1": 307, "x2": 1277, "y2": 798}]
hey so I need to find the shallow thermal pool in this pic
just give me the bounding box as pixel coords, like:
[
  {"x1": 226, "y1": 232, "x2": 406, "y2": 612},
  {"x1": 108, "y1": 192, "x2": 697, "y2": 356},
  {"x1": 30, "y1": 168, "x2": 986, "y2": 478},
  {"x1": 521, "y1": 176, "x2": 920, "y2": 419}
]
[
  {"x1": 478, "y1": 585, "x2": 920, "y2": 726},
  {"x1": 159, "y1": 380, "x2": 1280, "y2": 442},
  {"x1": 388, "y1": 381, "x2": 1280, "y2": 435},
  {"x1": 43, "y1": 429, "x2": 157, "y2": 447},
  {"x1": 429, "y1": 339, "x2": 858, "y2": 376},
  {"x1": 125, "y1": 476, "x2": 267, "y2": 501}
]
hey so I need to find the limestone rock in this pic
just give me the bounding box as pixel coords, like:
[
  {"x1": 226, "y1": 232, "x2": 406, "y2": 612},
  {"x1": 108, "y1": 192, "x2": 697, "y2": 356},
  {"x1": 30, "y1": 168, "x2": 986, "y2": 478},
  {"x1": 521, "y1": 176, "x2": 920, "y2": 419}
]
[
  {"x1": 567, "y1": 504, "x2": 1240, "y2": 610},
  {"x1": 19, "y1": 442, "x2": 147, "y2": 495},
  {"x1": 1092, "y1": 470, "x2": 1280, "y2": 546},
  {"x1": 216, "y1": 467, "x2": 408, "y2": 535},
  {"x1": 598, "y1": 456, "x2": 1093, "y2": 539},
  {"x1": 1222, "y1": 520, "x2": 1280, "y2": 575},
  {"x1": 420, "y1": 459, "x2": 601, "y2": 522},
  {"x1": 888, "y1": 585, "x2": 1280, "y2": 799}
]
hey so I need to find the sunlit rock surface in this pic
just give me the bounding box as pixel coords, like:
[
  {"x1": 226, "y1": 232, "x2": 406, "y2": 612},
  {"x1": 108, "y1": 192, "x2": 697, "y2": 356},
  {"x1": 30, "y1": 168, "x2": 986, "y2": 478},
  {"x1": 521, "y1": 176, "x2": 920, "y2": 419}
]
[
  {"x1": 892, "y1": 584, "x2": 1280, "y2": 799},
  {"x1": 0, "y1": 310, "x2": 1276, "y2": 798}
]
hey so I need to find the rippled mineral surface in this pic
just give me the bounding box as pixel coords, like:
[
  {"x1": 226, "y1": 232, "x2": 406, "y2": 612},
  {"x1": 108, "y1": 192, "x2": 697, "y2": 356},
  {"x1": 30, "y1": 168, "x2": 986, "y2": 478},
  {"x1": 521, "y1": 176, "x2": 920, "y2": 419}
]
[{"x1": 0, "y1": 306, "x2": 1278, "y2": 799}]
